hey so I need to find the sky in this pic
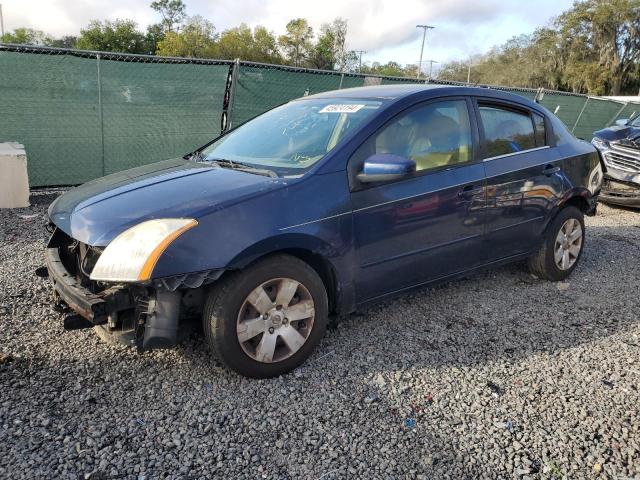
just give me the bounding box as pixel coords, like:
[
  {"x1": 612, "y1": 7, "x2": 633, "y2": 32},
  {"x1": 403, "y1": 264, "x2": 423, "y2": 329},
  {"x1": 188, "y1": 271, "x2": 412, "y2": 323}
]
[{"x1": 1, "y1": 0, "x2": 575, "y2": 73}]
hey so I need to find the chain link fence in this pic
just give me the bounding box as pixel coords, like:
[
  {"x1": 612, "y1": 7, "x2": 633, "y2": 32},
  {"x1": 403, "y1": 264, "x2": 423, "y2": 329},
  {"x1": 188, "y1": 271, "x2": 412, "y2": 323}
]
[{"x1": 1, "y1": 43, "x2": 639, "y2": 187}]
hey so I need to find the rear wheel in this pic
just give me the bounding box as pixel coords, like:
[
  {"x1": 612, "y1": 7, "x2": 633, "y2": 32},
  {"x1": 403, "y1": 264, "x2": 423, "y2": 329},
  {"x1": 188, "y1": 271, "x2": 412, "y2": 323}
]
[
  {"x1": 202, "y1": 254, "x2": 328, "y2": 378},
  {"x1": 528, "y1": 206, "x2": 585, "y2": 281}
]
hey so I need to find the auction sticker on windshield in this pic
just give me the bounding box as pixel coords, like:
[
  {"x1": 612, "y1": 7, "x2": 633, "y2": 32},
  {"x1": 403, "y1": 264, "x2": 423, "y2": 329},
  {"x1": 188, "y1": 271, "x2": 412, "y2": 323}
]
[{"x1": 319, "y1": 104, "x2": 365, "y2": 113}]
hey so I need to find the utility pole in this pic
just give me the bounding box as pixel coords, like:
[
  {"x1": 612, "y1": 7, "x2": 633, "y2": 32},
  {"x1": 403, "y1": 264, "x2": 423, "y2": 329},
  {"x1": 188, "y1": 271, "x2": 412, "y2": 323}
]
[
  {"x1": 426, "y1": 59, "x2": 439, "y2": 80},
  {"x1": 467, "y1": 63, "x2": 471, "y2": 83},
  {"x1": 0, "y1": 4, "x2": 5, "y2": 40},
  {"x1": 355, "y1": 50, "x2": 367, "y2": 73},
  {"x1": 416, "y1": 24, "x2": 435, "y2": 79}
]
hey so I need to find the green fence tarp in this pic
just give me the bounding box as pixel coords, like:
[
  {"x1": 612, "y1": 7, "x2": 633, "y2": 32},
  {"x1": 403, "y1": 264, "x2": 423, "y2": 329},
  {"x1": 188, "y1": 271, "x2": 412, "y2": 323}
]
[
  {"x1": 99, "y1": 59, "x2": 228, "y2": 175},
  {"x1": 232, "y1": 65, "x2": 345, "y2": 126},
  {"x1": 0, "y1": 50, "x2": 103, "y2": 186},
  {"x1": 0, "y1": 49, "x2": 228, "y2": 186},
  {"x1": 1, "y1": 45, "x2": 639, "y2": 187}
]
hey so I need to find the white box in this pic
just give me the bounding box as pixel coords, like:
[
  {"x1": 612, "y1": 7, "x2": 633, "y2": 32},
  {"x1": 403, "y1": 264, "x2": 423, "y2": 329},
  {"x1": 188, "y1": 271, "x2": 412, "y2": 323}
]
[{"x1": 0, "y1": 142, "x2": 30, "y2": 208}]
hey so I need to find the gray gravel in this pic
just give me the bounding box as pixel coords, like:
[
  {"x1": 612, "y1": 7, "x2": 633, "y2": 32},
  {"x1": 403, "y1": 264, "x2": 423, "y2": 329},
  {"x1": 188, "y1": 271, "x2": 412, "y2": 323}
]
[{"x1": 1, "y1": 191, "x2": 639, "y2": 479}]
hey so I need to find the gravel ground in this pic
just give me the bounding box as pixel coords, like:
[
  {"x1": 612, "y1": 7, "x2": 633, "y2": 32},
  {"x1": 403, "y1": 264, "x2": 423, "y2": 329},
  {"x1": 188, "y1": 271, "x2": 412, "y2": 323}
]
[{"x1": 1, "y1": 191, "x2": 639, "y2": 479}]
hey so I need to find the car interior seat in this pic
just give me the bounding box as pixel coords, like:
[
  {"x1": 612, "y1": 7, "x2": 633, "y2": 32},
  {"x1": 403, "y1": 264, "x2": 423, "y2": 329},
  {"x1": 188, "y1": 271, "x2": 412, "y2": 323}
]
[{"x1": 410, "y1": 112, "x2": 463, "y2": 170}]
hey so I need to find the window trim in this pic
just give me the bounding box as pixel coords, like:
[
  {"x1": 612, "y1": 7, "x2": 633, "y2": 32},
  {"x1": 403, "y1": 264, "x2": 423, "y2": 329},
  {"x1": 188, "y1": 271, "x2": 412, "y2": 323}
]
[
  {"x1": 472, "y1": 97, "x2": 556, "y2": 162},
  {"x1": 481, "y1": 145, "x2": 551, "y2": 163},
  {"x1": 532, "y1": 111, "x2": 547, "y2": 148},
  {"x1": 347, "y1": 96, "x2": 481, "y2": 191}
]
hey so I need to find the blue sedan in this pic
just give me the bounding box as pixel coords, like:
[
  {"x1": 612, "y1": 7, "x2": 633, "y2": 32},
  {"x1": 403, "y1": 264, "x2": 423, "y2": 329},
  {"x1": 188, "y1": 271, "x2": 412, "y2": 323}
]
[{"x1": 45, "y1": 85, "x2": 603, "y2": 377}]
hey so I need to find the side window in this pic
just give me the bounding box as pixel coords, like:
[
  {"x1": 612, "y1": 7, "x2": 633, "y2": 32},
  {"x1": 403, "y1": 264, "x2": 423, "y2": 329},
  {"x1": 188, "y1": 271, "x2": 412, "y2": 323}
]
[
  {"x1": 533, "y1": 112, "x2": 546, "y2": 147},
  {"x1": 373, "y1": 100, "x2": 473, "y2": 172},
  {"x1": 479, "y1": 104, "x2": 536, "y2": 158}
]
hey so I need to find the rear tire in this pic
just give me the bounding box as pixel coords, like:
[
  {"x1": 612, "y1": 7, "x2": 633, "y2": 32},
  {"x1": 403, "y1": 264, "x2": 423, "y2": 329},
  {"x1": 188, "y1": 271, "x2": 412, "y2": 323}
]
[
  {"x1": 528, "y1": 205, "x2": 585, "y2": 281},
  {"x1": 202, "y1": 254, "x2": 328, "y2": 378}
]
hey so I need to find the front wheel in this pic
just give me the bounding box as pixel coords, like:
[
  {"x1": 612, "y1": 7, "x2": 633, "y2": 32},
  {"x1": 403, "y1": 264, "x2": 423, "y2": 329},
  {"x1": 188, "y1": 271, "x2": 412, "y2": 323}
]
[
  {"x1": 202, "y1": 254, "x2": 328, "y2": 378},
  {"x1": 528, "y1": 205, "x2": 585, "y2": 281}
]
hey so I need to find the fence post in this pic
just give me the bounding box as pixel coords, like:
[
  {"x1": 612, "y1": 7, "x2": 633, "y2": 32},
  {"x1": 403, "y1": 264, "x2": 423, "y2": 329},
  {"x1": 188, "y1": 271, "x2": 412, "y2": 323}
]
[
  {"x1": 227, "y1": 58, "x2": 240, "y2": 130},
  {"x1": 96, "y1": 53, "x2": 105, "y2": 176},
  {"x1": 571, "y1": 96, "x2": 589, "y2": 134}
]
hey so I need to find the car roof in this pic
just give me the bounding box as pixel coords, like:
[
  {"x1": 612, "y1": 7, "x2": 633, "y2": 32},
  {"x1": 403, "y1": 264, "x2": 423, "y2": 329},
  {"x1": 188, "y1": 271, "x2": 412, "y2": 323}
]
[
  {"x1": 305, "y1": 84, "x2": 449, "y2": 100},
  {"x1": 304, "y1": 84, "x2": 541, "y2": 110}
]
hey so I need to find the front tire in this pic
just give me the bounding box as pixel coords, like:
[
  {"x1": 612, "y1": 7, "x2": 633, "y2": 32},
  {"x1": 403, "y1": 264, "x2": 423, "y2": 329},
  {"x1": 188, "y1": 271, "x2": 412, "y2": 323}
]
[
  {"x1": 528, "y1": 205, "x2": 585, "y2": 281},
  {"x1": 202, "y1": 254, "x2": 328, "y2": 378}
]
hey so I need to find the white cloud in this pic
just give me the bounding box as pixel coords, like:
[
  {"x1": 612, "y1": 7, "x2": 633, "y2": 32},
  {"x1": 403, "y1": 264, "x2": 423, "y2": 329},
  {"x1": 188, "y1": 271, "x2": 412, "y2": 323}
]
[{"x1": 1, "y1": 0, "x2": 574, "y2": 65}]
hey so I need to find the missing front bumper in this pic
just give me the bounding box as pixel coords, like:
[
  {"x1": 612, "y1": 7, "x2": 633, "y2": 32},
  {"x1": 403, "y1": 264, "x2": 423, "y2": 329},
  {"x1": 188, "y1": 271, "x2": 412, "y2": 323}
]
[
  {"x1": 45, "y1": 246, "x2": 134, "y2": 325},
  {"x1": 45, "y1": 246, "x2": 187, "y2": 351}
]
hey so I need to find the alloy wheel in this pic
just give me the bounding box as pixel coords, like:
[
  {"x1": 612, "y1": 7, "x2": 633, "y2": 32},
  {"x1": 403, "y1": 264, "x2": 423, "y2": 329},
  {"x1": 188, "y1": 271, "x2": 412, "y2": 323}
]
[
  {"x1": 236, "y1": 278, "x2": 315, "y2": 363},
  {"x1": 554, "y1": 218, "x2": 583, "y2": 270}
]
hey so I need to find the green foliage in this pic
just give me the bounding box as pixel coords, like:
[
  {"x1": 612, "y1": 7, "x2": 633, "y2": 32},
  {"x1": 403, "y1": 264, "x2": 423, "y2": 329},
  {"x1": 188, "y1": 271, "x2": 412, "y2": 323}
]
[
  {"x1": 438, "y1": 0, "x2": 640, "y2": 95},
  {"x1": 559, "y1": 0, "x2": 640, "y2": 94},
  {"x1": 216, "y1": 24, "x2": 282, "y2": 63},
  {"x1": 76, "y1": 19, "x2": 148, "y2": 54},
  {"x1": 10, "y1": 0, "x2": 637, "y2": 95},
  {"x1": 150, "y1": 0, "x2": 187, "y2": 33},
  {"x1": 156, "y1": 15, "x2": 217, "y2": 58},
  {"x1": 278, "y1": 19, "x2": 314, "y2": 67},
  {"x1": 361, "y1": 61, "x2": 418, "y2": 78},
  {"x1": 252, "y1": 26, "x2": 283, "y2": 64},
  {"x1": 307, "y1": 25, "x2": 337, "y2": 70},
  {"x1": 47, "y1": 36, "x2": 78, "y2": 49},
  {"x1": 307, "y1": 18, "x2": 352, "y2": 70},
  {"x1": 145, "y1": 24, "x2": 165, "y2": 55},
  {"x1": 1, "y1": 28, "x2": 53, "y2": 46}
]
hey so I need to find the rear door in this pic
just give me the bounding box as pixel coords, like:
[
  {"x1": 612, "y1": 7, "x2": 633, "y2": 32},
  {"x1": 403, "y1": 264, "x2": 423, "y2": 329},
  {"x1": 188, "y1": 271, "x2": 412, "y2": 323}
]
[
  {"x1": 348, "y1": 97, "x2": 487, "y2": 301},
  {"x1": 475, "y1": 98, "x2": 565, "y2": 261}
]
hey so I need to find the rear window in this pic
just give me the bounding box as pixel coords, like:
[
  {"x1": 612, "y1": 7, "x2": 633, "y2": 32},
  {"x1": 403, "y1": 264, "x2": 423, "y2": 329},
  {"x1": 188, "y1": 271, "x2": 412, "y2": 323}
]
[{"x1": 479, "y1": 105, "x2": 536, "y2": 158}]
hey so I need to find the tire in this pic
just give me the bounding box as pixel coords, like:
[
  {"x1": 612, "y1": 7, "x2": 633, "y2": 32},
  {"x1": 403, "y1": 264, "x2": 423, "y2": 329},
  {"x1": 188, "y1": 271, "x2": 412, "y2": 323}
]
[
  {"x1": 202, "y1": 254, "x2": 328, "y2": 378},
  {"x1": 528, "y1": 205, "x2": 585, "y2": 281}
]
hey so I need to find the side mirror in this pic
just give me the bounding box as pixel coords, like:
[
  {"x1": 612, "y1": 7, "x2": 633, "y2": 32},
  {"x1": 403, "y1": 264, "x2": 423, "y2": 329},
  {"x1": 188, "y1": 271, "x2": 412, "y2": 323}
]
[
  {"x1": 615, "y1": 118, "x2": 629, "y2": 127},
  {"x1": 356, "y1": 154, "x2": 416, "y2": 184}
]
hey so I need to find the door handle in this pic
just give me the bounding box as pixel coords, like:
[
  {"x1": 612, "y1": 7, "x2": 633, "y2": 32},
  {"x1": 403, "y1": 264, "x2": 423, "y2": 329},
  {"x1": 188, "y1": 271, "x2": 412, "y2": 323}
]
[
  {"x1": 542, "y1": 165, "x2": 561, "y2": 176},
  {"x1": 458, "y1": 185, "x2": 484, "y2": 198}
]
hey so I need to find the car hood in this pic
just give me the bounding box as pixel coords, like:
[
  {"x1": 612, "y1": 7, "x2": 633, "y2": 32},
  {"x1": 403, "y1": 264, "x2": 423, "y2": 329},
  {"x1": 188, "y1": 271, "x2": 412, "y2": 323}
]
[
  {"x1": 594, "y1": 125, "x2": 640, "y2": 149},
  {"x1": 48, "y1": 158, "x2": 284, "y2": 246}
]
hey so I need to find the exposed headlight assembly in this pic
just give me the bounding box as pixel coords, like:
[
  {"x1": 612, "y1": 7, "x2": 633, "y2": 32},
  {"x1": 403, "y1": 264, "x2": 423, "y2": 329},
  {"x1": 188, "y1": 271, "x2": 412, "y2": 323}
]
[{"x1": 90, "y1": 218, "x2": 198, "y2": 282}]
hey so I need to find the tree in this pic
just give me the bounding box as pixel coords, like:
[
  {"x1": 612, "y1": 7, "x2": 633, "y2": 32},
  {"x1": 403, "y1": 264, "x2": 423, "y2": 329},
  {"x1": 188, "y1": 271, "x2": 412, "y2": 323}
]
[
  {"x1": 150, "y1": 0, "x2": 187, "y2": 33},
  {"x1": 307, "y1": 24, "x2": 336, "y2": 70},
  {"x1": 76, "y1": 20, "x2": 148, "y2": 53},
  {"x1": 216, "y1": 24, "x2": 283, "y2": 63},
  {"x1": 278, "y1": 19, "x2": 313, "y2": 67},
  {"x1": 47, "y1": 36, "x2": 78, "y2": 49},
  {"x1": 307, "y1": 18, "x2": 353, "y2": 71},
  {"x1": 215, "y1": 24, "x2": 255, "y2": 60},
  {"x1": 155, "y1": 15, "x2": 217, "y2": 57},
  {"x1": 558, "y1": 0, "x2": 640, "y2": 95},
  {"x1": 437, "y1": 0, "x2": 640, "y2": 95},
  {"x1": 361, "y1": 61, "x2": 415, "y2": 77},
  {"x1": 330, "y1": 18, "x2": 349, "y2": 71},
  {"x1": 145, "y1": 23, "x2": 165, "y2": 54},
  {"x1": 1, "y1": 28, "x2": 52, "y2": 46},
  {"x1": 251, "y1": 26, "x2": 283, "y2": 64}
]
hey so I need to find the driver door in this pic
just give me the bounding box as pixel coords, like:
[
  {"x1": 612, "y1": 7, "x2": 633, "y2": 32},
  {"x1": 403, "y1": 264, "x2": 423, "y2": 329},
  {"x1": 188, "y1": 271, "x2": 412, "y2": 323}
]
[{"x1": 349, "y1": 98, "x2": 487, "y2": 301}]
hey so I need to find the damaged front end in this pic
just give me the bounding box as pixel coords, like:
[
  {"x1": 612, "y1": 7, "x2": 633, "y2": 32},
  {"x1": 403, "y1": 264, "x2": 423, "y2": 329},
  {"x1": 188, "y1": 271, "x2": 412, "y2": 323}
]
[
  {"x1": 44, "y1": 228, "x2": 219, "y2": 351},
  {"x1": 592, "y1": 137, "x2": 640, "y2": 208}
]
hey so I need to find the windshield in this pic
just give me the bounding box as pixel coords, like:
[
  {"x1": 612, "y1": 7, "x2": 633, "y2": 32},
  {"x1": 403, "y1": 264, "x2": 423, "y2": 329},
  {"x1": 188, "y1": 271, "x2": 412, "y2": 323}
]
[{"x1": 199, "y1": 98, "x2": 383, "y2": 175}]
